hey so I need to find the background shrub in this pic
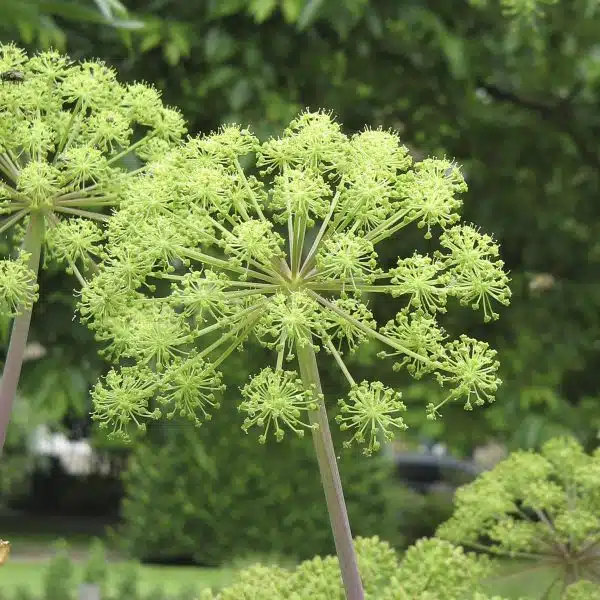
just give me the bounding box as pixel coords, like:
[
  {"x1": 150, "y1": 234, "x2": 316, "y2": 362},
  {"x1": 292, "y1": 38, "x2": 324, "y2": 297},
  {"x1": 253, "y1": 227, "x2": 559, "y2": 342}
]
[{"x1": 116, "y1": 407, "x2": 403, "y2": 566}]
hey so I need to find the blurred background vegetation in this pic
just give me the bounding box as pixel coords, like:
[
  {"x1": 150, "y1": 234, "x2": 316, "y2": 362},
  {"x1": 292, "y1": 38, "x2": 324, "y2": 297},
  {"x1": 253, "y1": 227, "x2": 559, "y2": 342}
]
[{"x1": 1, "y1": 0, "x2": 599, "y2": 596}]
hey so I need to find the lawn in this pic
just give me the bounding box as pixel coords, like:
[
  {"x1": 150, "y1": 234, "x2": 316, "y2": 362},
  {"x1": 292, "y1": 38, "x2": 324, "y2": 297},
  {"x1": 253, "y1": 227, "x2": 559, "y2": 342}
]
[
  {"x1": 1, "y1": 561, "x2": 237, "y2": 596},
  {"x1": 1, "y1": 530, "x2": 238, "y2": 597},
  {"x1": 482, "y1": 561, "x2": 564, "y2": 600}
]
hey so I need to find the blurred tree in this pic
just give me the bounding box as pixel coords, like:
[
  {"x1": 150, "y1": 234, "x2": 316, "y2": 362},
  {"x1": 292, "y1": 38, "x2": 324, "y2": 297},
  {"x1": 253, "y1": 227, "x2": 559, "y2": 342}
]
[{"x1": 0, "y1": 0, "x2": 144, "y2": 49}]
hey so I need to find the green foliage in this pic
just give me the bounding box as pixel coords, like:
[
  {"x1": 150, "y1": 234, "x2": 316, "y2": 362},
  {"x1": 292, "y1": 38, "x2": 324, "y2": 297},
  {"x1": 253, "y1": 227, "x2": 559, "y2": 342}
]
[
  {"x1": 110, "y1": 561, "x2": 140, "y2": 600},
  {"x1": 10, "y1": 587, "x2": 35, "y2": 600},
  {"x1": 0, "y1": 0, "x2": 143, "y2": 50},
  {"x1": 81, "y1": 538, "x2": 109, "y2": 596},
  {"x1": 0, "y1": 394, "x2": 38, "y2": 499},
  {"x1": 468, "y1": 0, "x2": 560, "y2": 21},
  {"x1": 0, "y1": 3, "x2": 598, "y2": 595},
  {"x1": 563, "y1": 580, "x2": 600, "y2": 600},
  {"x1": 142, "y1": 587, "x2": 168, "y2": 600},
  {"x1": 437, "y1": 436, "x2": 600, "y2": 595},
  {"x1": 0, "y1": 0, "x2": 595, "y2": 465},
  {"x1": 116, "y1": 394, "x2": 402, "y2": 566},
  {"x1": 395, "y1": 485, "x2": 456, "y2": 548},
  {"x1": 42, "y1": 539, "x2": 74, "y2": 600}
]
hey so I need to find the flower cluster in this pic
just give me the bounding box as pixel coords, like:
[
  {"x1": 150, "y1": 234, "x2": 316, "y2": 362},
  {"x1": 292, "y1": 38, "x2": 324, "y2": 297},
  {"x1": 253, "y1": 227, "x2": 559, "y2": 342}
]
[
  {"x1": 437, "y1": 436, "x2": 600, "y2": 594},
  {"x1": 0, "y1": 251, "x2": 38, "y2": 316},
  {"x1": 196, "y1": 536, "x2": 506, "y2": 600},
  {"x1": 239, "y1": 368, "x2": 318, "y2": 442},
  {"x1": 0, "y1": 42, "x2": 185, "y2": 303},
  {"x1": 81, "y1": 110, "x2": 510, "y2": 451}
]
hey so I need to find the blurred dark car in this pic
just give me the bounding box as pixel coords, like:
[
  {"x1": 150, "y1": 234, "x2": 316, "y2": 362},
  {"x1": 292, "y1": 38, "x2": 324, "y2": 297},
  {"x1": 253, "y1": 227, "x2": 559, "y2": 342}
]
[
  {"x1": 394, "y1": 451, "x2": 481, "y2": 493},
  {"x1": 391, "y1": 448, "x2": 481, "y2": 545}
]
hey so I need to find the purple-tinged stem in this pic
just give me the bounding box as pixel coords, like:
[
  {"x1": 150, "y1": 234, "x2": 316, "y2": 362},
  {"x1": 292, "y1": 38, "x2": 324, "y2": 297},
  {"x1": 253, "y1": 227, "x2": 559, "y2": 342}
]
[
  {"x1": 296, "y1": 341, "x2": 364, "y2": 600},
  {"x1": 0, "y1": 213, "x2": 44, "y2": 455}
]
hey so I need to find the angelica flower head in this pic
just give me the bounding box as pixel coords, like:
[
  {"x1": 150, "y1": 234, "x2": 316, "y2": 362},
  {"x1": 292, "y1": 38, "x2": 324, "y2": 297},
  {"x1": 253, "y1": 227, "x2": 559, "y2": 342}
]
[
  {"x1": 0, "y1": 43, "x2": 185, "y2": 309},
  {"x1": 198, "y1": 536, "x2": 505, "y2": 600},
  {"x1": 437, "y1": 436, "x2": 600, "y2": 591},
  {"x1": 82, "y1": 110, "x2": 511, "y2": 450}
]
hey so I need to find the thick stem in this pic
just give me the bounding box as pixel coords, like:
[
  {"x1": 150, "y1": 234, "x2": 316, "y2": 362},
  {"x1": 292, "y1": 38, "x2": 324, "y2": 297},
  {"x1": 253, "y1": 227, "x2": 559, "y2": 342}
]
[
  {"x1": 295, "y1": 341, "x2": 364, "y2": 600},
  {"x1": 0, "y1": 212, "x2": 44, "y2": 454}
]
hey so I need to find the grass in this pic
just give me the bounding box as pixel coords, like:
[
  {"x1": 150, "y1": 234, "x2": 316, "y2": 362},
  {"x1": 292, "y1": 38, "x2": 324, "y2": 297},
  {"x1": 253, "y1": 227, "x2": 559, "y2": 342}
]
[
  {"x1": 1, "y1": 531, "x2": 238, "y2": 596},
  {"x1": 3, "y1": 533, "x2": 92, "y2": 554},
  {"x1": 2, "y1": 561, "x2": 237, "y2": 596},
  {"x1": 482, "y1": 560, "x2": 564, "y2": 600}
]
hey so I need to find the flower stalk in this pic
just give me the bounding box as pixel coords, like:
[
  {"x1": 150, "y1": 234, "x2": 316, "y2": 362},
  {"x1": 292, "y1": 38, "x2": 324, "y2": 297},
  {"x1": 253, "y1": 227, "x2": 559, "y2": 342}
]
[
  {"x1": 296, "y1": 340, "x2": 364, "y2": 600},
  {"x1": 0, "y1": 212, "x2": 43, "y2": 453}
]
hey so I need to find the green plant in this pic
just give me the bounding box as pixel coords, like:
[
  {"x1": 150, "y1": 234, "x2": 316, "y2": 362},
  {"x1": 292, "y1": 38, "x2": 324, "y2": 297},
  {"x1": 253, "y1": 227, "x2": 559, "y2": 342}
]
[
  {"x1": 109, "y1": 561, "x2": 140, "y2": 600},
  {"x1": 0, "y1": 42, "x2": 185, "y2": 454},
  {"x1": 82, "y1": 108, "x2": 510, "y2": 599},
  {"x1": 563, "y1": 580, "x2": 600, "y2": 600},
  {"x1": 142, "y1": 587, "x2": 167, "y2": 600},
  {"x1": 43, "y1": 539, "x2": 73, "y2": 600},
  {"x1": 81, "y1": 537, "x2": 108, "y2": 596},
  {"x1": 194, "y1": 534, "x2": 598, "y2": 599},
  {"x1": 199, "y1": 535, "x2": 510, "y2": 600},
  {"x1": 4, "y1": 0, "x2": 600, "y2": 459},
  {"x1": 0, "y1": 0, "x2": 143, "y2": 50},
  {"x1": 395, "y1": 484, "x2": 456, "y2": 547},
  {"x1": 10, "y1": 586, "x2": 34, "y2": 600},
  {"x1": 437, "y1": 436, "x2": 600, "y2": 598},
  {"x1": 174, "y1": 584, "x2": 200, "y2": 600},
  {"x1": 0, "y1": 39, "x2": 512, "y2": 600}
]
